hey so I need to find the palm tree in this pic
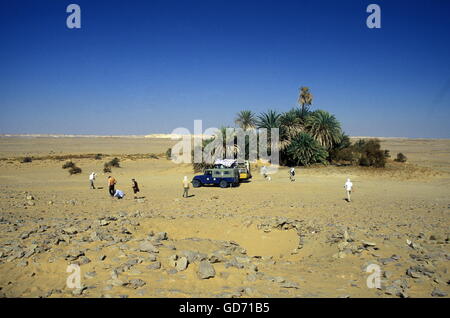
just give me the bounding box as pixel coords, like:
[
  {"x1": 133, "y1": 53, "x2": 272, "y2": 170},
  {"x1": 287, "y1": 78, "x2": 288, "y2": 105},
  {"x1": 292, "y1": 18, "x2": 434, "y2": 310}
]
[
  {"x1": 298, "y1": 86, "x2": 313, "y2": 116},
  {"x1": 212, "y1": 126, "x2": 240, "y2": 159},
  {"x1": 305, "y1": 110, "x2": 342, "y2": 149},
  {"x1": 235, "y1": 110, "x2": 256, "y2": 131},
  {"x1": 286, "y1": 132, "x2": 328, "y2": 166},
  {"x1": 256, "y1": 110, "x2": 281, "y2": 129},
  {"x1": 278, "y1": 109, "x2": 305, "y2": 150}
]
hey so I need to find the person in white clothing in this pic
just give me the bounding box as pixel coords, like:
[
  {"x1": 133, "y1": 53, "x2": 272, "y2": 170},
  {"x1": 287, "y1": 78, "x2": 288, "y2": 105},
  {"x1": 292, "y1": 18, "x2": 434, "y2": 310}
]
[
  {"x1": 89, "y1": 172, "x2": 97, "y2": 189},
  {"x1": 344, "y1": 178, "x2": 353, "y2": 202},
  {"x1": 113, "y1": 189, "x2": 125, "y2": 199},
  {"x1": 261, "y1": 166, "x2": 268, "y2": 179},
  {"x1": 289, "y1": 167, "x2": 295, "y2": 182}
]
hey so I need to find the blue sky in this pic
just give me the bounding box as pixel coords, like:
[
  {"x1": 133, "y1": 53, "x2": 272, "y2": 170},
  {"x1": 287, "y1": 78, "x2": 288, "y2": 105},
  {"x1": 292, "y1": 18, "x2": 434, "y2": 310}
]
[{"x1": 0, "y1": 0, "x2": 449, "y2": 137}]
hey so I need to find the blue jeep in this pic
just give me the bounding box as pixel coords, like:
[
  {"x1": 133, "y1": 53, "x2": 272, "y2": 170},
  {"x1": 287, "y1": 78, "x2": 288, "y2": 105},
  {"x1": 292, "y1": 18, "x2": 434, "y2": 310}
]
[{"x1": 192, "y1": 168, "x2": 240, "y2": 188}]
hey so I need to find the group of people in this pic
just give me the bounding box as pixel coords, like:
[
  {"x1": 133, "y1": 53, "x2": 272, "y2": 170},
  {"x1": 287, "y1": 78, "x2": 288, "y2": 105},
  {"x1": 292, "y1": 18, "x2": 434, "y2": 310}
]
[
  {"x1": 89, "y1": 170, "x2": 354, "y2": 202},
  {"x1": 89, "y1": 172, "x2": 140, "y2": 199}
]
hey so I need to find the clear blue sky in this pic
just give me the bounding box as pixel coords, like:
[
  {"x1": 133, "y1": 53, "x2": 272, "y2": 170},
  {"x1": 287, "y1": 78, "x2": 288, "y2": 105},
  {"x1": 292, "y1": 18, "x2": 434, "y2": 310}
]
[{"x1": 1, "y1": 0, "x2": 449, "y2": 137}]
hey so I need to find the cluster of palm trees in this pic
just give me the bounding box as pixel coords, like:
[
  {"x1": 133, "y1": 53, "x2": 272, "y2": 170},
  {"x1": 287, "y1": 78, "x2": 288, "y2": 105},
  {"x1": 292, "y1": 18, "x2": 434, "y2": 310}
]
[
  {"x1": 233, "y1": 87, "x2": 346, "y2": 166},
  {"x1": 186, "y1": 86, "x2": 387, "y2": 170}
]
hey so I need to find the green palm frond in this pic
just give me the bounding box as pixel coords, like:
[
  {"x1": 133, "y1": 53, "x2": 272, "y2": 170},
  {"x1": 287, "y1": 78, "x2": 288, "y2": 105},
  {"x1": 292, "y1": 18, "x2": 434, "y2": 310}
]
[
  {"x1": 235, "y1": 110, "x2": 256, "y2": 131},
  {"x1": 305, "y1": 110, "x2": 342, "y2": 149}
]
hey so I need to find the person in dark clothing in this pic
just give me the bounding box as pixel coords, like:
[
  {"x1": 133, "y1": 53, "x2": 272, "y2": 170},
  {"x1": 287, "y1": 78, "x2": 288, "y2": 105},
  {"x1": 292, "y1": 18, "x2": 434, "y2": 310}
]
[{"x1": 131, "y1": 178, "x2": 140, "y2": 199}]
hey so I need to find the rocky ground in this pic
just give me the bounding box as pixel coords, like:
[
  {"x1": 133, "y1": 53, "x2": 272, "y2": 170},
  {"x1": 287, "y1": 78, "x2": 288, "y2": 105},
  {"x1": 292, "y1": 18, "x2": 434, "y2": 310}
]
[{"x1": 0, "y1": 137, "x2": 449, "y2": 298}]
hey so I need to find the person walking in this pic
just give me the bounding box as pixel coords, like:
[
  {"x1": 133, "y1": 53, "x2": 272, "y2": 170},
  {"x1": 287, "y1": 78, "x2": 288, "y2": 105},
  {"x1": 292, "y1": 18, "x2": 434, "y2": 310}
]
[
  {"x1": 108, "y1": 176, "x2": 117, "y2": 197},
  {"x1": 289, "y1": 167, "x2": 295, "y2": 182},
  {"x1": 131, "y1": 178, "x2": 140, "y2": 199},
  {"x1": 182, "y1": 176, "x2": 190, "y2": 198},
  {"x1": 344, "y1": 178, "x2": 353, "y2": 202},
  {"x1": 89, "y1": 172, "x2": 97, "y2": 189}
]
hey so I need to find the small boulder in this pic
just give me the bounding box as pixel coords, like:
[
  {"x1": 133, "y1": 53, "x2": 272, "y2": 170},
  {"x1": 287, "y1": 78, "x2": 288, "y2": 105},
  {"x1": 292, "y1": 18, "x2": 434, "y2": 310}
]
[{"x1": 197, "y1": 260, "x2": 215, "y2": 279}]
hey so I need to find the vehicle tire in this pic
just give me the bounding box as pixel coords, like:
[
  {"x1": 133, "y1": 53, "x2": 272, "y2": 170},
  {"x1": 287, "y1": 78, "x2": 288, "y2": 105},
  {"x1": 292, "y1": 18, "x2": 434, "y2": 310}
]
[
  {"x1": 219, "y1": 180, "x2": 228, "y2": 188},
  {"x1": 192, "y1": 180, "x2": 201, "y2": 188}
]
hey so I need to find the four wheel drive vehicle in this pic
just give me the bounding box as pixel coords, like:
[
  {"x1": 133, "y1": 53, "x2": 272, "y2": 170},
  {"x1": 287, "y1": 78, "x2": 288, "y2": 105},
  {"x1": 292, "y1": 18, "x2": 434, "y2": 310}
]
[
  {"x1": 213, "y1": 159, "x2": 252, "y2": 181},
  {"x1": 192, "y1": 168, "x2": 240, "y2": 188},
  {"x1": 237, "y1": 161, "x2": 252, "y2": 180}
]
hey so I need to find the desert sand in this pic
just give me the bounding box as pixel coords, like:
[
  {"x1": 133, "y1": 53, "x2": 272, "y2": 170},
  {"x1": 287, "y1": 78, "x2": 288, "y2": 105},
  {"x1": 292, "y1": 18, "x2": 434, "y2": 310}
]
[{"x1": 0, "y1": 136, "x2": 449, "y2": 298}]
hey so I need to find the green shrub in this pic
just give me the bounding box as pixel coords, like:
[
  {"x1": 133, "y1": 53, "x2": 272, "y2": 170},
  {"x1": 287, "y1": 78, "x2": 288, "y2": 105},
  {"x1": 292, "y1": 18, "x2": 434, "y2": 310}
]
[
  {"x1": 62, "y1": 161, "x2": 76, "y2": 169},
  {"x1": 94, "y1": 154, "x2": 102, "y2": 160},
  {"x1": 359, "y1": 155, "x2": 370, "y2": 167},
  {"x1": 109, "y1": 157, "x2": 120, "y2": 167},
  {"x1": 356, "y1": 139, "x2": 387, "y2": 168},
  {"x1": 394, "y1": 152, "x2": 407, "y2": 163},
  {"x1": 149, "y1": 153, "x2": 158, "y2": 159},
  {"x1": 286, "y1": 132, "x2": 328, "y2": 166},
  {"x1": 331, "y1": 147, "x2": 358, "y2": 164},
  {"x1": 68, "y1": 166, "x2": 82, "y2": 175},
  {"x1": 21, "y1": 157, "x2": 32, "y2": 163}
]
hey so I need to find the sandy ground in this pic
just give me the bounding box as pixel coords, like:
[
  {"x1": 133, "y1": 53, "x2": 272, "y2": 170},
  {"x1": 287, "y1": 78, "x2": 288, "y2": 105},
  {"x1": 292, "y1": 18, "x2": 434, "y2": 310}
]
[{"x1": 0, "y1": 137, "x2": 449, "y2": 298}]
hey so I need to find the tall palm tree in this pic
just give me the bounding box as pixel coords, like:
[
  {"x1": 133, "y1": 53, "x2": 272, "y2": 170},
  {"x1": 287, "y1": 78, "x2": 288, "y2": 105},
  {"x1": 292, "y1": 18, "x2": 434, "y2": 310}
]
[
  {"x1": 256, "y1": 110, "x2": 281, "y2": 129},
  {"x1": 235, "y1": 110, "x2": 256, "y2": 131},
  {"x1": 278, "y1": 108, "x2": 305, "y2": 150},
  {"x1": 305, "y1": 110, "x2": 342, "y2": 149},
  {"x1": 298, "y1": 86, "x2": 313, "y2": 116}
]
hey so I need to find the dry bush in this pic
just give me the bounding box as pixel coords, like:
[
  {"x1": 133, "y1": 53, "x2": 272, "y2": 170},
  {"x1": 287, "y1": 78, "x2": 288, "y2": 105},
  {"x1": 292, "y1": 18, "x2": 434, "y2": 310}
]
[
  {"x1": 68, "y1": 166, "x2": 82, "y2": 175},
  {"x1": 394, "y1": 153, "x2": 407, "y2": 163},
  {"x1": 103, "y1": 162, "x2": 112, "y2": 173},
  {"x1": 62, "y1": 161, "x2": 76, "y2": 169},
  {"x1": 108, "y1": 157, "x2": 120, "y2": 167},
  {"x1": 21, "y1": 157, "x2": 32, "y2": 163}
]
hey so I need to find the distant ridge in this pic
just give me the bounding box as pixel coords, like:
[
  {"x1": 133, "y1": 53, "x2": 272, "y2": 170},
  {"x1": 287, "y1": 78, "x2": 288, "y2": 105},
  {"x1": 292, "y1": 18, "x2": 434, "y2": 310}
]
[{"x1": 0, "y1": 134, "x2": 447, "y2": 140}]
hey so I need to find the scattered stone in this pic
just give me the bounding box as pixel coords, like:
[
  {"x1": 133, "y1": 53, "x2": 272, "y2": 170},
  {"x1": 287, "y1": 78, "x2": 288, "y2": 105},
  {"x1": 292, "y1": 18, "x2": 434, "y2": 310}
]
[
  {"x1": 197, "y1": 260, "x2": 215, "y2": 279},
  {"x1": 129, "y1": 279, "x2": 146, "y2": 289},
  {"x1": 175, "y1": 256, "x2": 188, "y2": 271},
  {"x1": 76, "y1": 256, "x2": 91, "y2": 265},
  {"x1": 280, "y1": 281, "x2": 300, "y2": 289},
  {"x1": 431, "y1": 288, "x2": 447, "y2": 297},
  {"x1": 84, "y1": 272, "x2": 97, "y2": 279},
  {"x1": 146, "y1": 261, "x2": 161, "y2": 270},
  {"x1": 139, "y1": 241, "x2": 159, "y2": 253},
  {"x1": 62, "y1": 227, "x2": 78, "y2": 235},
  {"x1": 65, "y1": 249, "x2": 85, "y2": 261},
  {"x1": 72, "y1": 286, "x2": 87, "y2": 296}
]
